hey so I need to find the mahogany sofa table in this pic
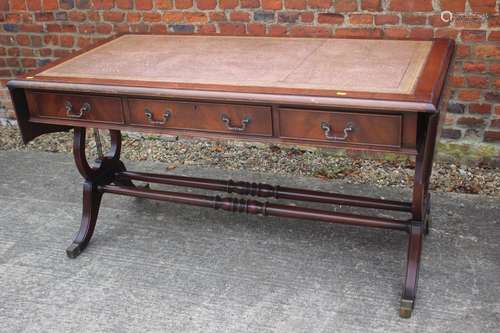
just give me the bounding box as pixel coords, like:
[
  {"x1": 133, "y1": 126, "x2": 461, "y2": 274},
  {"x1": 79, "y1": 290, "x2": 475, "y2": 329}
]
[{"x1": 8, "y1": 34, "x2": 454, "y2": 318}]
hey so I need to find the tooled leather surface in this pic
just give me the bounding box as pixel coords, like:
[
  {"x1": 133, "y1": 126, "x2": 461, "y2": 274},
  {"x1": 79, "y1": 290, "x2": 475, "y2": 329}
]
[{"x1": 39, "y1": 35, "x2": 432, "y2": 94}]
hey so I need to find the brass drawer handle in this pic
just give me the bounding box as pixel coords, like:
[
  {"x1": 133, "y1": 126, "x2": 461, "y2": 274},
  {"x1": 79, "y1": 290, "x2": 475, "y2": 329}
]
[
  {"x1": 65, "y1": 101, "x2": 91, "y2": 118},
  {"x1": 320, "y1": 121, "x2": 354, "y2": 141},
  {"x1": 221, "y1": 113, "x2": 251, "y2": 132},
  {"x1": 144, "y1": 108, "x2": 171, "y2": 125}
]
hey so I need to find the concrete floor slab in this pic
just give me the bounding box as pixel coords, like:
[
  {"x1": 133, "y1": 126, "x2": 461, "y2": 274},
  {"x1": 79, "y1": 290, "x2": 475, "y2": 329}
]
[{"x1": 0, "y1": 150, "x2": 499, "y2": 332}]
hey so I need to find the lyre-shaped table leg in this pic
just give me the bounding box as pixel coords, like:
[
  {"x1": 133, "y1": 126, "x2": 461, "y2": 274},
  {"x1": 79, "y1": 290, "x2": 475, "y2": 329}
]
[
  {"x1": 67, "y1": 127, "x2": 129, "y2": 258},
  {"x1": 400, "y1": 113, "x2": 438, "y2": 317}
]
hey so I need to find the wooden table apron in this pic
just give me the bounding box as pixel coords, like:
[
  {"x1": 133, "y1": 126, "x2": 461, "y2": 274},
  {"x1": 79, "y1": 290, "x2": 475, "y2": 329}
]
[{"x1": 7, "y1": 34, "x2": 454, "y2": 318}]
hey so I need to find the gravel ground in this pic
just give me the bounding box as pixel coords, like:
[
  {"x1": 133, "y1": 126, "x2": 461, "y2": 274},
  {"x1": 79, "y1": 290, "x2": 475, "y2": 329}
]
[{"x1": 1, "y1": 125, "x2": 499, "y2": 196}]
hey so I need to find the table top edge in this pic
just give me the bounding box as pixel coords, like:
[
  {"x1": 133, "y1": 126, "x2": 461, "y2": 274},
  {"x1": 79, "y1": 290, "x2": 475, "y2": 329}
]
[
  {"x1": 7, "y1": 78, "x2": 437, "y2": 113},
  {"x1": 9, "y1": 34, "x2": 454, "y2": 113}
]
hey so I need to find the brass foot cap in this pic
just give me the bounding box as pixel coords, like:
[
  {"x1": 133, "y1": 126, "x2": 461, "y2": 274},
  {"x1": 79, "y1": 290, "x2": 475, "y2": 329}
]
[
  {"x1": 66, "y1": 243, "x2": 82, "y2": 259},
  {"x1": 399, "y1": 299, "x2": 414, "y2": 318}
]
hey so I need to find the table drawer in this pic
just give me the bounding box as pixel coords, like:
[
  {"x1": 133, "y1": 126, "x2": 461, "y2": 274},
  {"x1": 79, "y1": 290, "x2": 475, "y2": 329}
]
[
  {"x1": 127, "y1": 99, "x2": 273, "y2": 136},
  {"x1": 279, "y1": 108, "x2": 402, "y2": 148},
  {"x1": 28, "y1": 92, "x2": 124, "y2": 124}
]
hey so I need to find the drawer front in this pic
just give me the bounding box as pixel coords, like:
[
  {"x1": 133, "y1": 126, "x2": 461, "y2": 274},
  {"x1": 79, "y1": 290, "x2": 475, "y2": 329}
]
[
  {"x1": 279, "y1": 108, "x2": 402, "y2": 148},
  {"x1": 29, "y1": 92, "x2": 124, "y2": 124},
  {"x1": 128, "y1": 99, "x2": 273, "y2": 136}
]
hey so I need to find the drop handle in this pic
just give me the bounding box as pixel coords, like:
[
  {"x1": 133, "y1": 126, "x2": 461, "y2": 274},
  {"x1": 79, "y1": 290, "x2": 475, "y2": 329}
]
[
  {"x1": 320, "y1": 121, "x2": 354, "y2": 141},
  {"x1": 65, "y1": 101, "x2": 91, "y2": 118},
  {"x1": 221, "y1": 113, "x2": 251, "y2": 132},
  {"x1": 144, "y1": 108, "x2": 171, "y2": 125}
]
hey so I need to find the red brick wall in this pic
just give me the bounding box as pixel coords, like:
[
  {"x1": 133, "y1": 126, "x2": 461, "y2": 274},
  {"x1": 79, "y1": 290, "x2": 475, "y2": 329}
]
[{"x1": 1, "y1": 0, "x2": 499, "y2": 145}]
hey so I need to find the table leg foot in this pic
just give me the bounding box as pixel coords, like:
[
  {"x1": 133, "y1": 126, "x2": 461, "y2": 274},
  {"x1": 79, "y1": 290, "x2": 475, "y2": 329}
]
[
  {"x1": 66, "y1": 242, "x2": 85, "y2": 258},
  {"x1": 399, "y1": 299, "x2": 414, "y2": 318}
]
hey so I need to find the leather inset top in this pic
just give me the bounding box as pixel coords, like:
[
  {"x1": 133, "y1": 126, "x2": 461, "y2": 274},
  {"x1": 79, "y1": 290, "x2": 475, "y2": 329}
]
[{"x1": 38, "y1": 35, "x2": 433, "y2": 95}]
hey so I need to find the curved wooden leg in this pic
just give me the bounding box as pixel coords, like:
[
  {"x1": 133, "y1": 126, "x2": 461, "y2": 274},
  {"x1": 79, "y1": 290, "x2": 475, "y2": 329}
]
[
  {"x1": 400, "y1": 221, "x2": 424, "y2": 318},
  {"x1": 66, "y1": 181, "x2": 103, "y2": 258},
  {"x1": 68, "y1": 127, "x2": 130, "y2": 258}
]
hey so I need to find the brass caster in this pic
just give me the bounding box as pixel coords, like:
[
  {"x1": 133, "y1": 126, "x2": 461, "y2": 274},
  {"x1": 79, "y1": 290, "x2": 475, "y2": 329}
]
[
  {"x1": 399, "y1": 299, "x2": 414, "y2": 318},
  {"x1": 66, "y1": 242, "x2": 84, "y2": 259}
]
